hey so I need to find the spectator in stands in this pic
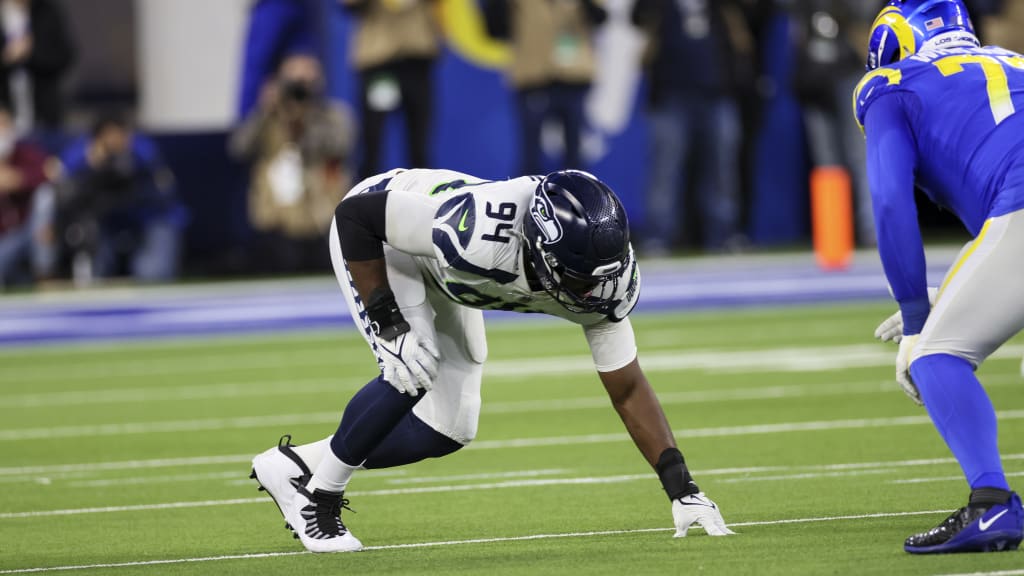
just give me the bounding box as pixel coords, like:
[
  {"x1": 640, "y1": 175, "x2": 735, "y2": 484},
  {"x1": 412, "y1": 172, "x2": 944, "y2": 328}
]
[
  {"x1": 0, "y1": 104, "x2": 49, "y2": 287},
  {"x1": 340, "y1": 0, "x2": 440, "y2": 180},
  {"x1": 0, "y1": 0, "x2": 74, "y2": 152},
  {"x1": 981, "y1": 0, "x2": 1024, "y2": 53},
  {"x1": 238, "y1": 0, "x2": 317, "y2": 119},
  {"x1": 230, "y1": 52, "x2": 355, "y2": 274},
  {"x1": 632, "y1": 0, "x2": 747, "y2": 253},
  {"x1": 790, "y1": 0, "x2": 876, "y2": 245},
  {"x1": 58, "y1": 113, "x2": 184, "y2": 284},
  {"x1": 482, "y1": 0, "x2": 606, "y2": 175}
]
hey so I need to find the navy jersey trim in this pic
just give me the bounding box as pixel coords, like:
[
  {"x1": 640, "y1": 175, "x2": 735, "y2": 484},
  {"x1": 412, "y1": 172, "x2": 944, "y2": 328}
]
[
  {"x1": 439, "y1": 194, "x2": 476, "y2": 250},
  {"x1": 431, "y1": 230, "x2": 517, "y2": 284}
]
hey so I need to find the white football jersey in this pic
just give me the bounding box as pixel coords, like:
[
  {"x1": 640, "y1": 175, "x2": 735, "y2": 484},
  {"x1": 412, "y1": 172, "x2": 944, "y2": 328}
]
[{"x1": 381, "y1": 168, "x2": 641, "y2": 329}]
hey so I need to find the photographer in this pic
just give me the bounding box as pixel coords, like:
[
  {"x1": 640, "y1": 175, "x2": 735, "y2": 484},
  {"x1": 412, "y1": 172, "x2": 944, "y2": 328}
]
[
  {"x1": 58, "y1": 113, "x2": 184, "y2": 283},
  {"x1": 230, "y1": 52, "x2": 355, "y2": 274},
  {"x1": 0, "y1": 105, "x2": 50, "y2": 287}
]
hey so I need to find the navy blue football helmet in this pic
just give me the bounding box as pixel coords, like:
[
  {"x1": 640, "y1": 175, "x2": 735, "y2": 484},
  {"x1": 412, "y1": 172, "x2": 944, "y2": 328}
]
[
  {"x1": 523, "y1": 170, "x2": 631, "y2": 315},
  {"x1": 867, "y1": 0, "x2": 978, "y2": 71}
]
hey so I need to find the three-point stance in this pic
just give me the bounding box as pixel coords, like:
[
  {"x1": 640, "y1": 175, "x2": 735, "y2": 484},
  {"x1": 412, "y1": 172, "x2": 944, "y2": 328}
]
[
  {"x1": 858, "y1": 0, "x2": 1024, "y2": 554},
  {"x1": 250, "y1": 168, "x2": 733, "y2": 552}
]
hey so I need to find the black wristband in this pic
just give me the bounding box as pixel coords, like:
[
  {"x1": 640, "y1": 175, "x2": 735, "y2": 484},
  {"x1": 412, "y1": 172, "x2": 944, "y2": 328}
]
[
  {"x1": 364, "y1": 286, "x2": 410, "y2": 341},
  {"x1": 656, "y1": 448, "x2": 700, "y2": 501}
]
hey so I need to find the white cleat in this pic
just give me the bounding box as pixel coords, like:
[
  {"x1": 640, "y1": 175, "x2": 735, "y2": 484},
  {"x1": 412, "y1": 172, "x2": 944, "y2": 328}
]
[
  {"x1": 672, "y1": 492, "x2": 736, "y2": 537},
  {"x1": 287, "y1": 486, "x2": 364, "y2": 553},
  {"x1": 250, "y1": 435, "x2": 312, "y2": 534}
]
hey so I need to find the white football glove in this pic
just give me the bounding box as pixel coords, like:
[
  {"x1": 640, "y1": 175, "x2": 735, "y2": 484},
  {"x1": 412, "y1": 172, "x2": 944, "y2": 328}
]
[
  {"x1": 672, "y1": 492, "x2": 735, "y2": 537},
  {"x1": 377, "y1": 330, "x2": 440, "y2": 397},
  {"x1": 874, "y1": 287, "x2": 938, "y2": 343},
  {"x1": 873, "y1": 309, "x2": 905, "y2": 344},
  {"x1": 896, "y1": 334, "x2": 922, "y2": 406}
]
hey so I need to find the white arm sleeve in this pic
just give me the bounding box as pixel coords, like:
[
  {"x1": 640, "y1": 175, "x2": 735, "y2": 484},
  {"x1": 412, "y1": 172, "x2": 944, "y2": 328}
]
[
  {"x1": 583, "y1": 317, "x2": 639, "y2": 373},
  {"x1": 384, "y1": 189, "x2": 441, "y2": 258}
]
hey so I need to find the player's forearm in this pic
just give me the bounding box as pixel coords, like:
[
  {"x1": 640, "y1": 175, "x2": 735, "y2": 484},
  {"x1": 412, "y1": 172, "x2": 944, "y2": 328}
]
[
  {"x1": 865, "y1": 96, "x2": 930, "y2": 333},
  {"x1": 335, "y1": 191, "x2": 407, "y2": 337},
  {"x1": 345, "y1": 258, "x2": 390, "y2": 307},
  {"x1": 601, "y1": 364, "x2": 676, "y2": 468},
  {"x1": 874, "y1": 194, "x2": 929, "y2": 332},
  {"x1": 617, "y1": 395, "x2": 677, "y2": 469},
  {"x1": 602, "y1": 366, "x2": 700, "y2": 500}
]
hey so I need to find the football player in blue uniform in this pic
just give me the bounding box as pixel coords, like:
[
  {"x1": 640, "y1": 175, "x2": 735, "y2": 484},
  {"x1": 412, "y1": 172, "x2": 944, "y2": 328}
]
[
  {"x1": 856, "y1": 0, "x2": 1024, "y2": 554},
  {"x1": 249, "y1": 168, "x2": 733, "y2": 552}
]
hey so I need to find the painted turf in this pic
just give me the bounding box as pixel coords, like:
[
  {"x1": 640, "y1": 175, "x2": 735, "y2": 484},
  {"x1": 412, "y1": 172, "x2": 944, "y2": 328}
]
[{"x1": 0, "y1": 509, "x2": 959, "y2": 574}]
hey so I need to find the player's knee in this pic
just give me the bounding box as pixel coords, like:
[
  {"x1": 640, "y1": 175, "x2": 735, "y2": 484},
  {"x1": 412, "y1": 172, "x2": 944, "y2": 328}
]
[
  {"x1": 909, "y1": 352, "x2": 974, "y2": 386},
  {"x1": 911, "y1": 335, "x2": 983, "y2": 369}
]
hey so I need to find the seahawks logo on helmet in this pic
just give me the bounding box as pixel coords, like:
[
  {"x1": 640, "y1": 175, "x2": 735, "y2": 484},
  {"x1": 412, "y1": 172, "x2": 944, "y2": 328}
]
[{"x1": 529, "y1": 193, "x2": 562, "y2": 245}]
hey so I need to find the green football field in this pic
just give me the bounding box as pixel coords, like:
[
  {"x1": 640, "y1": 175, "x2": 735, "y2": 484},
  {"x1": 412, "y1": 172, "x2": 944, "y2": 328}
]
[{"x1": 2, "y1": 301, "x2": 1024, "y2": 575}]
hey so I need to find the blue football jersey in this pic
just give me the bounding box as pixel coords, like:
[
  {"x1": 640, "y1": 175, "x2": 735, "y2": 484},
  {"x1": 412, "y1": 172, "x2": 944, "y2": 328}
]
[
  {"x1": 855, "y1": 45, "x2": 1024, "y2": 232},
  {"x1": 854, "y1": 44, "x2": 1024, "y2": 333}
]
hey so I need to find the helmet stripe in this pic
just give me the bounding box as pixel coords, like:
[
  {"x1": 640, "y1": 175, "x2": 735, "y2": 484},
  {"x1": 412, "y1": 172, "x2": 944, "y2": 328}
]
[{"x1": 871, "y1": 5, "x2": 918, "y2": 63}]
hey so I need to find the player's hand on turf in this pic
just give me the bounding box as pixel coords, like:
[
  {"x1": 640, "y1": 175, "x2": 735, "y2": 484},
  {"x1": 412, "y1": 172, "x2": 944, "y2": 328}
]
[
  {"x1": 895, "y1": 334, "x2": 922, "y2": 405},
  {"x1": 672, "y1": 492, "x2": 735, "y2": 537},
  {"x1": 874, "y1": 287, "x2": 938, "y2": 343},
  {"x1": 378, "y1": 330, "x2": 440, "y2": 397}
]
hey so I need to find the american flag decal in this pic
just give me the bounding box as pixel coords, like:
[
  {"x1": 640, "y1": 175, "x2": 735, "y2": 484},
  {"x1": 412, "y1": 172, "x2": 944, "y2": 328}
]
[{"x1": 925, "y1": 17, "x2": 944, "y2": 31}]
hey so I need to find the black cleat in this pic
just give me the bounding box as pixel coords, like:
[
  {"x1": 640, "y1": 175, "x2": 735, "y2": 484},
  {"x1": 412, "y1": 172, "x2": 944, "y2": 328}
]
[{"x1": 905, "y1": 492, "x2": 1024, "y2": 554}]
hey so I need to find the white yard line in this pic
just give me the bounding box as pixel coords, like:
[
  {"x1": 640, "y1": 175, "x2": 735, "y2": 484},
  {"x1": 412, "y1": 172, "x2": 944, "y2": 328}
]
[
  {"x1": 4, "y1": 342, "x2": 1022, "y2": 391},
  {"x1": 0, "y1": 497, "x2": 267, "y2": 519},
  {"x1": 7, "y1": 454, "x2": 1023, "y2": 519},
  {"x1": 5, "y1": 347, "x2": 1022, "y2": 413},
  {"x1": 0, "y1": 349, "x2": 355, "y2": 385},
  {"x1": 0, "y1": 454, "x2": 255, "y2": 477},
  {"x1": 890, "y1": 470, "x2": 1024, "y2": 485},
  {"x1": 66, "y1": 471, "x2": 254, "y2": 488},
  {"x1": 385, "y1": 469, "x2": 570, "y2": 484},
  {"x1": 935, "y1": 571, "x2": 1024, "y2": 576},
  {"x1": 720, "y1": 468, "x2": 900, "y2": 483},
  {"x1": 0, "y1": 376, "x2": 885, "y2": 411},
  {"x1": 0, "y1": 378, "x2": 360, "y2": 408},
  {"x1": 4, "y1": 341, "x2": 1022, "y2": 409},
  {"x1": 0, "y1": 412, "x2": 345, "y2": 441},
  {"x1": 73, "y1": 468, "x2": 408, "y2": 489},
  {"x1": 466, "y1": 411, "x2": 1024, "y2": 450},
  {"x1": 3, "y1": 408, "x2": 1024, "y2": 447},
  {"x1": 0, "y1": 474, "x2": 665, "y2": 519},
  {"x1": 0, "y1": 509, "x2": 954, "y2": 574}
]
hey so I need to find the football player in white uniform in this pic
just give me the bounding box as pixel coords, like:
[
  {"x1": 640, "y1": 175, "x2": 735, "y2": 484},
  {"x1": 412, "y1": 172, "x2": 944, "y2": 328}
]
[{"x1": 249, "y1": 168, "x2": 733, "y2": 553}]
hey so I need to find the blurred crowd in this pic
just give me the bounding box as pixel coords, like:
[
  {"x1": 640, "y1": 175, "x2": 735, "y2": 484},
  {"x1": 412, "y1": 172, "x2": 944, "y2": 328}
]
[{"x1": 2, "y1": 0, "x2": 1023, "y2": 290}]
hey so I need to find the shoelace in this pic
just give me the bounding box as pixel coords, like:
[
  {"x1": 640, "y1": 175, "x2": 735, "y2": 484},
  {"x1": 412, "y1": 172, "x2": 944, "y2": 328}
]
[
  {"x1": 911, "y1": 507, "x2": 982, "y2": 543},
  {"x1": 302, "y1": 491, "x2": 355, "y2": 538}
]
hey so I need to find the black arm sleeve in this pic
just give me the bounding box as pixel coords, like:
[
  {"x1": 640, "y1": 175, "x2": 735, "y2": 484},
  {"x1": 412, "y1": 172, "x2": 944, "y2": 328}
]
[{"x1": 334, "y1": 190, "x2": 389, "y2": 261}]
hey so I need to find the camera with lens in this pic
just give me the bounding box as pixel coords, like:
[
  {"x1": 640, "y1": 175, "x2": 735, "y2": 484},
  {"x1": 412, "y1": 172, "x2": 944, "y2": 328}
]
[{"x1": 281, "y1": 80, "x2": 313, "y2": 103}]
